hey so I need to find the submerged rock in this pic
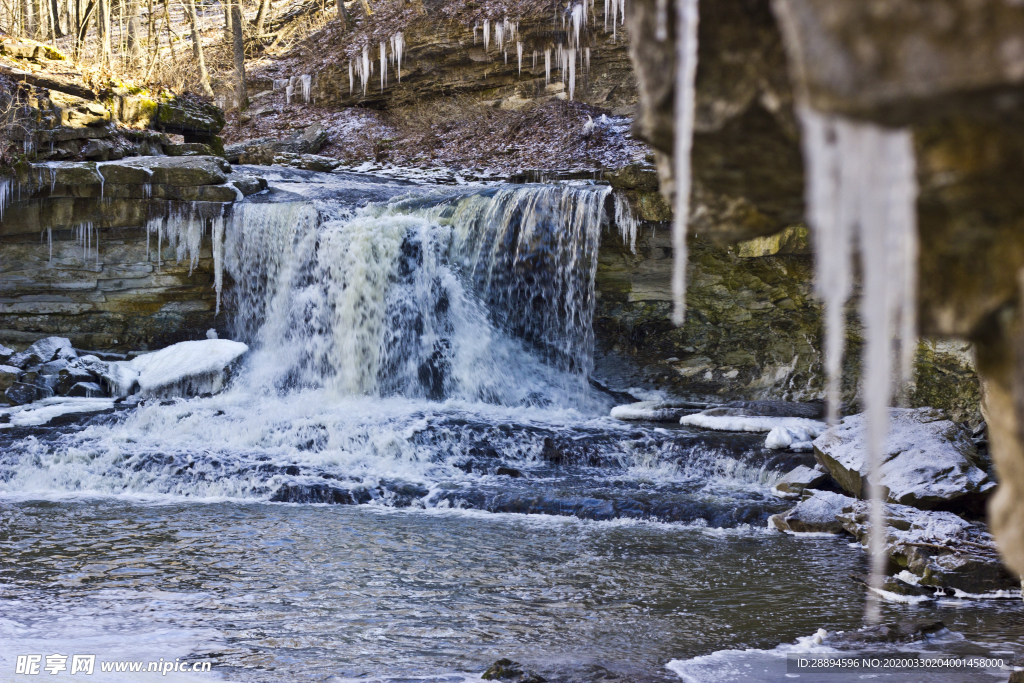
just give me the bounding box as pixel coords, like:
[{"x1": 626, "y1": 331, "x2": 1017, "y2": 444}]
[
  {"x1": 482, "y1": 659, "x2": 546, "y2": 683},
  {"x1": 813, "y1": 408, "x2": 994, "y2": 511},
  {"x1": 829, "y1": 620, "x2": 946, "y2": 646}
]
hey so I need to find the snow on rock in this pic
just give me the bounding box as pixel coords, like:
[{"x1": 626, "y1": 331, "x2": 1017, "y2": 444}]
[
  {"x1": 765, "y1": 425, "x2": 817, "y2": 451},
  {"x1": 107, "y1": 340, "x2": 248, "y2": 399},
  {"x1": 838, "y1": 499, "x2": 1019, "y2": 595},
  {"x1": 769, "y1": 490, "x2": 854, "y2": 534},
  {"x1": 0, "y1": 343, "x2": 13, "y2": 364},
  {"x1": 813, "y1": 408, "x2": 994, "y2": 511},
  {"x1": 8, "y1": 336, "x2": 74, "y2": 369},
  {"x1": 681, "y1": 411, "x2": 826, "y2": 436},
  {"x1": 610, "y1": 399, "x2": 704, "y2": 422},
  {"x1": 771, "y1": 464, "x2": 831, "y2": 498},
  {"x1": 0, "y1": 397, "x2": 115, "y2": 428}
]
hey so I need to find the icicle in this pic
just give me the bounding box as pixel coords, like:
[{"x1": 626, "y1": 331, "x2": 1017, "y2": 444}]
[
  {"x1": 545, "y1": 48, "x2": 551, "y2": 86},
  {"x1": 300, "y1": 74, "x2": 312, "y2": 103},
  {"x1": 517, "y1": 42, "x2": 523, "y2": 74},
  {"x1": 568, "y1": 49, "x2": 576, "y2": 100},
  {"x1": 483, "y1": 19, "x2": 490, "y2": 51},
  {"x1": 671, "y1": 0, "x2": 699, "y2": 326},
  {"x1": 286, "y1": 84, "x2": 293, "y2": 104},
  {"x1": 474, "y1": 21, "x2": 479, "y2": 44},
  {"x1": 392, "y1": 32, "x2": 404, "y2": 82},
  {"x1": 570, "y1": 3, "x2": 583, "y2": 48},
  {"x1": 349, "y1": 60, "x2": 354, "y2": 95},
  {"x1": 362, "y1": 45, "x2": 371, "y2": 96},
  {"x1": 496, "y1": 19, "x2": 504, "y2": 53},
  {"x1": 614, "y1": 194, "x2": 638, "y2": 253},
  {"x1": 799, "y1": 108, "x2": 918, "y2": 624},
  {"x1": 213, "y1": 209, "x2": 225, "y2": 315},
  {"x1": 585, "y1": 47, "x2": 591, "y2": 73},
  {"x1": 533, "y1": 50, "x2": 538, "y2": 70},
  {"x1": 380, "y1": 41, "x2": 387, "y2": 92}
]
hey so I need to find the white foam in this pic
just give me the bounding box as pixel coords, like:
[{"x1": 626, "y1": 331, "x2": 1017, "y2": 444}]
[{"x1": 0, "y1": 397, "x2": 115, "y2": 428}]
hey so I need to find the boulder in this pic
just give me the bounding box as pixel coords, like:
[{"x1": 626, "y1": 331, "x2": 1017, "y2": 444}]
[
  {"x1": 164, "y1": 142, "x2": 216, "y2": 157},
  {"x1": 5, "y1": 381, "x2": 47, "y2": 405},
  {"x1": 285, "y1": 123, "x2": 329, "y2": 154},
  {"x1": 813, "y1": 408, "x2": 994, "y2": 511},
  {"x1": 65, "y1": 381, "x2": 105, "y2": 397},
  {"x1": 57, "y1": 365, "x2": 98, "y2": 395},
  {"x1": 0, "y1": 365, "x2": 19, "y2": 400},
  {"x1": 837, "y1": 500, "x2": 1019, "y2": 595},
  {"x1": 107, "y1": 339, "x2": 248, "y2": 398},
  {"x1": 224, "y1": 137, "x2": 278, "y2": 163},
  {"x1": 227, "y1": 173, "x2": 267, "y2": 196},
  {"x1": 768, "y1": 490, "x2": 853, "y2": 533},
  {"x1": 0, "y1": 344, "x2": 13, "y2": 364},
  {"x1": 120, "y1": 156, "x2": 229, "y2": 186},
  {"x1": 9, "y1": 337, "x2": 74, "y2": 368},
  {"x1": 772, "y1": 465, "x2": 830, "y2": 498},
  {"x1": 765, "y1": 425, "x2": 817, "y2": 451},
  {"x1": 154, "y1": 97, "x2": 225, "y2": 137},
  {"x1": 271, "y1": 153, "x2": 341, "y2": 172}
]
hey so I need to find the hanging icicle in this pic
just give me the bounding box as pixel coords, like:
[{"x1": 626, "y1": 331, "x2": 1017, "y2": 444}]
[
  {"x1": 380, "y1": 41, "x2": 387, "y2": 91},
  {"x1": 671, "y1": 0, "x2": 700, "y2": 326},
  {"x1": 483, "y1": 19, "x2": 490, "y2": 51},
  {"x1": 798, "y1": 108, "x2": 918, "y2": 624},
  {"x1": 568, "y1": 48, "x2": 576, "y2": 100},
  {"x1": 545, "y1": 48, "x2": 551, "y2": 86},
  {"x1": 392, "y1": 32, "x2": 405, "y2": 82},
  {"x1": 349, "y1": 60, "x2": 354, "y2": 95},
  {"x1": 517, "y1": 42, "x2": 523, "y2": 75},
  {"x1": 300, "y1": 74, "x2": 312, "y2": 104},
  {"x1": 585, "y1": 47, "x2": 590, "y2": 73}
]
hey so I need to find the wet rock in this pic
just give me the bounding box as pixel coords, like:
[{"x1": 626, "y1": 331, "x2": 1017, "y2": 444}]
[
  {"x1": 1010, "y1": 671, "x2": 1024, "y2": 683},
  {"x1": 57, "y1": 366, "x2": 98, "y2": 395},
  {"x1": 482, "y1": 659, "x2": 546, "y2": 683},
  {"x1": 719, "y1": 400, "x2": 824, "y2": 419},
  {"x1": 269, "y1": 483, "x2": 357, "y2": 504},
  {"x1": 496, "y1": 467, "x2": 523, "y2": 478},
  {"x1": 838, "y1": 501, "x2": 1019, "y2": 595},
  {"x1": 771, "y1": 465, "x2": 830, "y2": 498},
  {"x1": 829, "y1": 620, "x2": 946, "y2": 647},
  {"x1": 610, "y1": 400, "x2": 705, "y2": 421},
  {"x1": 228, "y1": 173, "x2": 267, "y2": 196},
  {"x1": 849, "y1": 572, "x2": 937, "y2": 598},
  {"x1": 66, "y1": 381, "x2": 105, "y2": 397},
  {"x1": 9, "y1": 337, "x2": 74, "y2": 368},
  {"x1": 82, "y1": 139, "x2": 118, "y2": 160},
  {"x1": 0, "y1": 365, "x2": 20, "y2": 401},
  {"x1": 814, "y1": 408, "x2": 994, "y2": 512},
  {"x1": 5, "y1": 381, "x2": 47, "y2": 405},
  {"x1": 0, "y1": 344, "x2": 13, "y2": 364},
  {"x1": 769, "y1": 490, "x2": 853, "y2": 533}
]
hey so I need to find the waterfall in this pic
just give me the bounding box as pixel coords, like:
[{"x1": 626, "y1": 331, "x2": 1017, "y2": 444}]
[{"x1": 223, "y1": 185, "x2": 610, "y2": 407}]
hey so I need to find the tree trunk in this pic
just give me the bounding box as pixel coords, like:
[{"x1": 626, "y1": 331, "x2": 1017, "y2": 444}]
[
  {"x1": 255, "y1": 0, "x2": 270, "y2": 36},
  {"x1": 23, "y1": 0, "x2": 37, "y2": 38},
  {"x1": 229, "y1": 0, "x2": 246, "y2": 111},
  {"x1": 97, "y1": 0, "x2": 112, "y2": 69},
  {"x1": 357, "y1": 0, "x2": 369, "y2": 18},
  {"x1": 52, "y1": 0, "x2": 66, "y2": 36},
  {"x1": 334, "y1": 0, "x2": 349, "y2": 31},
  {"x1": 224, "y1": 0, "x2": 232, "y2": 44},
  {"x1": 188, "y1": 0, "x2": 214, "y2": 96},
  {"x1": 126, "y1": 0, "x2": 141, "y2": 64}
]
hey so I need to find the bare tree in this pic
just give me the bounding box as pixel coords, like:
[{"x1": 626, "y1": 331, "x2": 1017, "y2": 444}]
[
  {"x1": 97, "y1": 0, "x2": 111, "y2": 68},
  {"x1": 187, "y1": 0, "x2": 213, "y2": 95},
  {"x1": 126, "y1": 0, "x2": 141, "y2": 64},
  {"x1": 334, "y1": 0, "x2": 349, "y2": 32},
  {"x1": 227, "y1": 0, "x2": 245, "y2": 110},
  {"x1": 255, "y1": 0, "x2": 270, "y2": 36}
]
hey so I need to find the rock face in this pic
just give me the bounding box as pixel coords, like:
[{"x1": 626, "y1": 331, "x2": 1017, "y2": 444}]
[
  {"x1": 0, "y1": 158, "x2": 262, "y2": 351},
  {"x1": 313, "y1": 6, "x2": 637, "y2": 115},
  {"x1": 813, "y1": 408, "x2": 994, "y2": 512}
]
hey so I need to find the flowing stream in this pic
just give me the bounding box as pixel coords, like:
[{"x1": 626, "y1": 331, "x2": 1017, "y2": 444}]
[{"x1": 1, "y1": 173, "x2": 1022, "y2": 682}]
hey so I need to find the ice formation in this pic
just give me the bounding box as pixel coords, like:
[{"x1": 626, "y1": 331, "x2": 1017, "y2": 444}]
[
  {"x1": 286, "y1": 83, "x2": 294, "y2": 104},
  {"x1": 349, "y1": 60, "x2": 353, "y2": 95},
  {"x1": 483, "y1": 19, "x2": 490, "y2": 51},
  {"x1": 517, "y1": 42, "x2": 523, "y2": 74},
  {"x1": 680, "y1": 413, "x2": 826, "y2": 435},
  {"x1": 391, "y1": 32, "x2": 405, "y2": 81},
  {"x1": 300, "y1": 74, "x2": 312, "y2": 103},
  {"x1": 545, "y1": 48, "x2": 551, "y2": 86},
  {"x1": 764, "y1": 425, "x2": 817, "y2": 451},
  {"x1": 568, "y1": 49, "x2": 576, "y2": 100},
  {"x1": 671, "y1": 0, "x2": 700, "y2": 325},
  {"x1": 380, "y1": 40, "x2": 387, "y2": 91},
  {"x1": 108, "y1": 339, "x2": 249, "y2": 398},
  {"x1": 614, "y1": 193, "x2": 638, "y2": 253},
  {"x1": 798, "y1": 109, "x2": 919, "y2": 622}
]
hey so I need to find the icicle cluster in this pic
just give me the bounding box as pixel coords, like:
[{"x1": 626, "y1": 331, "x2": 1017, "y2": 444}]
[
  {"x1": 300, "y1": 74, "x2": 312, "y2": 104},
  {"x1": 391, "y1": 32, "x2": 405, "y2": 82},
  {"x1": 614, "y1": 193, "x2": 639, "y2": 253},
  {"x1": 799, "y1": 107, "x2": 919, "y2": 623},
  {"x1": 671, "y1": 0, "x2": 700, "y2": 326}
]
